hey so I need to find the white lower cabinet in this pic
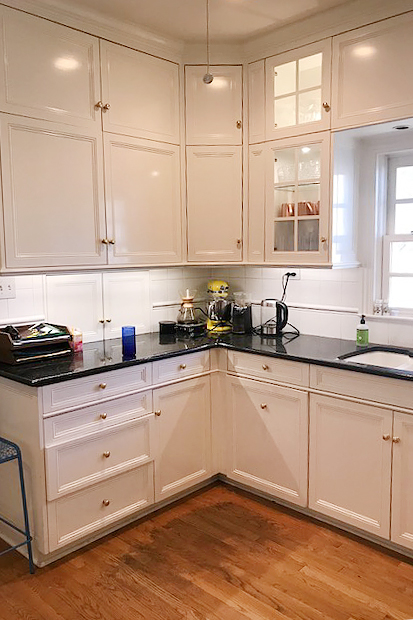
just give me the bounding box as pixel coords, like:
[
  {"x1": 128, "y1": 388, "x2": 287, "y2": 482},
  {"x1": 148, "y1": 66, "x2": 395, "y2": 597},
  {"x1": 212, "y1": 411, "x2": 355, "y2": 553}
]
[
  {"x1": 226, "y1": 376, "x2": 308, "y2": 507},
  {"x1": 153, "y1": 376, "x2": 212, "y2": 502},
  {"x1": 391, "y1": 412, "x2": 413, "y2": 550},
  {"x1": 309, "y1": 393, "x2": 392, "y2": 538}
]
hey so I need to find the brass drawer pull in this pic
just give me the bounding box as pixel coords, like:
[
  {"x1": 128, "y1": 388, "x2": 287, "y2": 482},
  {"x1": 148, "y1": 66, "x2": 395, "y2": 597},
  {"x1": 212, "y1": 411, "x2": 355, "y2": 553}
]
[
  {"x1": 260, "y1": 403, "x2": 267, "y2": 409},
  {"x1": 382, "y1": 434, "x2": 390, "y2": 441},
  {"x1": 100, "y1": 413, "x2": 107, "y2": 420},
  {"x1": 154, "y1": 410, "x2": 161, "y2": 416},
  {"x1": 99, "y1": 383, "x2": 107, "y2": 389},
  {"x1": 179, "y1": 363, "x2": 187, "y2": 370},
  {"x1": 322, "y1": 101, "x2": 331, "y2": 112},
  {"x1": 103, "y1": 451, "x2": 111, "y2": 458},
  {"x1": 102, "y1": 499, "x2": 110, "y2": 507},
  {"x1": 393, "y1": 436, "x2": 401, "y2": 443},
  {"x1": 262, "y1": 364, "x2": 269, "y2": 371}
]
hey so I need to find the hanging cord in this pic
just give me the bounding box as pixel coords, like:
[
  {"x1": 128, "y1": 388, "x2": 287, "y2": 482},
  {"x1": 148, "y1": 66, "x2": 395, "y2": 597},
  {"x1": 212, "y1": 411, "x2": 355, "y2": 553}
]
[
  {"x1": 203, "y1": 0, "x2": 213, "y2": 84},
  {"x1": 281, "y1": 271, "x2": 295, "y2": 302}
]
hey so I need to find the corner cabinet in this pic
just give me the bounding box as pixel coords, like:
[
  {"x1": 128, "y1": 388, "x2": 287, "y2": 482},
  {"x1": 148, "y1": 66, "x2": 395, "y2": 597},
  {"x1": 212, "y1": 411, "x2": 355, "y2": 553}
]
[
  {"x1": 265, "y1": 132, "x2": 330, "y2": 265},
  {"x1": 391, "y1": 412, "x2": 413, "y2": 551},
  {"x1": 265, "y1": 39, "x2": 332, "y2": 141}
]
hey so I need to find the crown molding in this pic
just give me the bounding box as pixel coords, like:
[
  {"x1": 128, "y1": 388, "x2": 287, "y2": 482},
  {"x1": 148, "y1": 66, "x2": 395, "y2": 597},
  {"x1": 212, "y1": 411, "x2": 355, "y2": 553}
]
[
  {"x1": 0, "y1": 0, "x2": 184, "y2": 62},
  {"x1": 243, "y1": 0, "x2": 413, "y2": 62}
]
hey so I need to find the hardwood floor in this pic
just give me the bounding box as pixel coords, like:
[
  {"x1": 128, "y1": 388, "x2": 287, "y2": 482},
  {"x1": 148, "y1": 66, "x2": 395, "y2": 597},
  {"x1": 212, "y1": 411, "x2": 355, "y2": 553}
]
[{"x1": 1, "y1": 484, "x2": 413, "y2": 620}]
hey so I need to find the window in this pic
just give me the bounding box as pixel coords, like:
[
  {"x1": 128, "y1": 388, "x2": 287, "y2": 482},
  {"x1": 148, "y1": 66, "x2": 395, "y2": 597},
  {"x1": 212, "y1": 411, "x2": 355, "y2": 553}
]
[{"x1": 382, "y1": 154, "x2": 413, "y2": 314}]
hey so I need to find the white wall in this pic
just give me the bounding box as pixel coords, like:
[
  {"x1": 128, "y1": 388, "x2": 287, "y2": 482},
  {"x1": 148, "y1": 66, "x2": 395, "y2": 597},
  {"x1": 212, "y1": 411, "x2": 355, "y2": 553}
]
[{"x1": 1, "y1": 265, "x2": 411, "y2": 346}]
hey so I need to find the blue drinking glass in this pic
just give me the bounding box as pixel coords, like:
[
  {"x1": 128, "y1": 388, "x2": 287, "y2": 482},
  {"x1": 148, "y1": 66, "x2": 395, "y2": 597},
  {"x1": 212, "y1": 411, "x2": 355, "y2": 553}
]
[{"x1": 122, "y1": 326, "x2": 136, "y2": 358}]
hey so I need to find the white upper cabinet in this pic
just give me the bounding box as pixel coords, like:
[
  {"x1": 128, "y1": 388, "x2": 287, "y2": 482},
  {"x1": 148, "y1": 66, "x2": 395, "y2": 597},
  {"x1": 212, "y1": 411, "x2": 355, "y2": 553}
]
[
  {"x1": 265, "y1": 39, "x2": 332, "y2": 140},
  {"x1": 1, "y1": 114, "x2": 106, "y2": 269},
  {"x1": 332, "y1": 13, "x2": 413, "y2": 130},
  {"x1": 248, "y1": 145, "x2": 265, "y2": 262},
  {"x1": 104, "y1": 134, "x2": 182, "y2": 265},
  {"x1": 0, "y1": 7, "x2": 100, "y2": 128},
  {"x1": 265, "y1": 132, "x2": 330, "y2": 265},
  {"x1": 100, "y1": 41, "x2": 180, "y2": 144},
  {"x1": 185, "y1": 65, "x2": 243, "y2": 145},
  {"x1": 248, "y1": 60, "x2": 265, "y2": 144},
  {"x1": 186, "y1": 146, "x2": 243, "y2": 262}
]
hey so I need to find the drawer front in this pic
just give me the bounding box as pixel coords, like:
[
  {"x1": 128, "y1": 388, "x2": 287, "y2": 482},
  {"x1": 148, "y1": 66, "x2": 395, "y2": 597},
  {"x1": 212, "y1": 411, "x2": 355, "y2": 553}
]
[
  {"x1": 310, "y1": 365, "x2": 413, "y2": 409},
  {"x1": 44, "y1": 391, "x2": 152, "y2": 446},
  {"x1": 47, "y1": 463, "x2": 154, "y2": 551},
  {"x1": 152, "y1": 350, "x2": 210, "y2": 384},
  {"x1": 42, "y1": 364, "x2": 152, "y2": 414},
  {"x1": 45, "y1": 415, "x2": 154, "y2": 499},
  {"x1": 227, "y1": 350, "x2": 309, "y2": 387}
]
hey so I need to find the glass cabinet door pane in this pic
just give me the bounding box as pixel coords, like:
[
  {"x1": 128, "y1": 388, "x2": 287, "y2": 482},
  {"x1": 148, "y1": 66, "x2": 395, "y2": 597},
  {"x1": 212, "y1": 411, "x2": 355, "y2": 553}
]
[
  {"x1": 298, "y1": 144, "x2": 321, "y2": 181},
  {"x1": 274, "y1": 221, "x2": 294, "y2": 251},
  {"x1": 274, "y1": 96, "x2": 296, "y2": 128},
  {"x1": 298, "y1": 53, "x2": 322, "y2": 90},
  {"x1": 298, "y1": 90, "x2": 321, "y2": 124},
  {"x1": 274, "y1": 148, "x2": 295, "y2": 183},
  {"x1": 274, "y1": 186, "x2": 295, "y2": 217},
  {"x1": 298, "y1": 219, "x2": 319, "y2": 251},
  {"x1": 274, "y1": 61, "x2": 296, "y2": 97},
  {"x1": 297, "y1": 184, "x2": 320, "y2": 215}
]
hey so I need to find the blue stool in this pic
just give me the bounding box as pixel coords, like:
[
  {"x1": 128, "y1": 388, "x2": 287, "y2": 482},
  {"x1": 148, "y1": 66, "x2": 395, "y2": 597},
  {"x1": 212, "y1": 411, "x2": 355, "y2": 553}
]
[{"x1": 0, "y1": 437, "x2": 34, "y2": 573}]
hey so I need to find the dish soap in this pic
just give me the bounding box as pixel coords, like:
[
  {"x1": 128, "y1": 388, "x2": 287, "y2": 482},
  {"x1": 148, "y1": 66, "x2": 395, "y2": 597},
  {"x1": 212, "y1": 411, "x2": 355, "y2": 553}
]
[{"x1": 356, "y1": 315, "x2": 369, "y2": 345}]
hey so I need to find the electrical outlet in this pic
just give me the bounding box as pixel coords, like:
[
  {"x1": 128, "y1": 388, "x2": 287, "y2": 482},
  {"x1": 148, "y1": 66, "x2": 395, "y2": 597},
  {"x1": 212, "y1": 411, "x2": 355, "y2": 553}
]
[
  {"x1": 0, "y1": 276, "x2": 16, "y2": 299},
  {"x1": 285, "y1": 269, "x2": 301, "y2": 280}
]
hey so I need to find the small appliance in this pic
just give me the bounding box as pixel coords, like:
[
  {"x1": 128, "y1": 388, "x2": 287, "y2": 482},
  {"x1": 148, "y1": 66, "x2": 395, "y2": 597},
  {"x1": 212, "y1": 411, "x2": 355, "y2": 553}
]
[
  {"x1": 176, "y1": 289, "x2": 206, "y2": 338},
  {"x1": 206, "y1": 280, "x2": 232, "y2": 333},
  {"x1": 260, "y1": 299, "x2": 288, "y2": 336},
  {"x1": 231, "y1": 292, "x2": 252, "y2": 335}
]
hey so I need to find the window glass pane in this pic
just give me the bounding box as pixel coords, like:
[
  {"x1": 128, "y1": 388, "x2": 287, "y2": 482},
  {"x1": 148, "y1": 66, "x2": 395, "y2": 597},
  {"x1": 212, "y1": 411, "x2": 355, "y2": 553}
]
[
  {"x1": 395, "y1": 203, "x2": 413, "y2": 234},
  {"x1": 298, "y1": 90, "x2": 321, "y2": 124},
  {"x1": 274, "y1": 148, "x2": 295, "y2": 184},
  {"x1": 274, "y1": 186, "x2": 295, "y2": 218},
  {"x1": 298, "y1": 53, "x2": 322, "y2": 90},
  {"x1": 389, "y1": 241, "x2": 413, "y2": 274},
  {"x1": 298, "y1": 219, "x2": 319, "y2": 251},
  {"x1": 298, "y1": 144, "x2": 321, "y2": 181},
  {"x1": 274, "y1": 221, "x2": 294, "y2": 251},
  {"x1": 274, "y1": 95, "x2": 296, "y2": 128},
  {"x1": 389, "y1": 276, "x2": 413, "y2": 308},
  {"x1": 274, "y1": 61, "x2": 296, "y2": 97},
  {"x1": 396, "y1": 166, "x2": 413, "y2": 200}
]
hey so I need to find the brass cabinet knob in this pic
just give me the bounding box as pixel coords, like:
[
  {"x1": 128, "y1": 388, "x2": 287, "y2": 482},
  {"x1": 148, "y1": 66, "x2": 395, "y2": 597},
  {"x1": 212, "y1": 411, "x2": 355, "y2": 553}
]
[
  {"x1": 236, "y1": 120, "x2": 242, "y2": 129},
  {"x1": 236, "y1": 238, "x2": 242, "y2": 246},
  {"x1": 99, "y1": 382, "x2": 107, "y2": 389},
  {"x1": 154, "y1": 410, "x2": 161, "y2": 416},
  {"x1": 100, "y1": 413, "x2": 107, "y2": 420},
  {"x1": 382, "y1": 434, "x2": 390, "y2": 441},
  {"x1": 108, "y1": 239, "x2": 115, "y2": 244},
  {"x1": 103, "y1": 103, "x2": 111, "y2": 111},
  {"x1": 95, "y1": 101, "x2": 104, "y2": 109},
  {"x1": 179, "y1": 363, "x2": 187, "y2": 370},
  {"x1": 102, "y1": 499, "x2": 110, "y2": 507},
  {"x1": 103, "y1": 451, "x2": 111, "y2": 458},
  {"x1": 262, "y1": 364, "x2": 269, "y2": 371},
  {"x1": 320, "y1": 236, "x2": 327, "y2": 243},
  {"x1": 260, "y1": 403, "x2": 267, "y2": 409},
  {"x1": 105, "y1": 318, "x2": 112, "y2": 323},
  {"x1": 102, "y1": 238, "x2": 109, "y2": 245},
  {"x1": 99, "y1": 319, "x2": 105, "y2": 324},
  {"x1": 393, "y1": 436, "x2": 401, "y2": 443},
  {"x1": 322, "y1": 101, "x2": 331, "y2": 112}
]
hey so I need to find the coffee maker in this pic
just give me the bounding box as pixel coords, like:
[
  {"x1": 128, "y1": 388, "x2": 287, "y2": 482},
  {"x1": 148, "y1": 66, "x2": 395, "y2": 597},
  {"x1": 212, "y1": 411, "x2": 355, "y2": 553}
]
[
  {"x1": 206, "y1": 280, "x2": 232, "y2": 333},
  {"x1": 231, "y1": 292, "x2": 252, "y2": 334}
]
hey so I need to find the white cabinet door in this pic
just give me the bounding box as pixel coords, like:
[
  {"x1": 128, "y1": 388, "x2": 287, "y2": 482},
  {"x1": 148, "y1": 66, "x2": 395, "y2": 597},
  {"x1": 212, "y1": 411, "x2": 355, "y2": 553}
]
[
  {"x1": 248, "y1": 60, "x2": 265, "y2": 144},
  {"x1": 332, "y1": 13, "x2": 413, "y2": 129},
  {"x1": 0, "y1": 6, "x2": 100, "y2": 128},
  {"x1": 104, "y1": 134, "x2": 182, "y2": 265},
  {"x1": 266, "y1": 39, "x2": 332, "y2": 140},
  {"x1": 45, "y1": 273, "x2": 104, "y2": 343},
  {"x1": 0, "y1": 114, "x2": 107, "y2": 269},
  {"x1": 154, "y1": 376, "x2": 211, "y2": 502},
  {"x1": 309, "y1": 394, "x2": 392, "y2": 538},
  {"x1": 391, "y1": 412, "x2": 413, "y2": 551},
  {"x1": 100, "y1": 41, "x2": 180, "y2": 144},
  {"x1": 186, "y1": 146, "x2": 242, "y2": 262},
  {"x1": 248, "y1": 144, "x2": 265, "y2": 262},
  {"x1": 102, "y1": 271, "x2": 150, "y2": 338},
  {"x1": 265, "y1": 132, "x2": 330, "y2": 265},
  {"x1": 227, "y1": 376, "x2": 308, "y2": 506},
  {"x1": 185, "y1": 66, "x2": 243, "y2": 145}
]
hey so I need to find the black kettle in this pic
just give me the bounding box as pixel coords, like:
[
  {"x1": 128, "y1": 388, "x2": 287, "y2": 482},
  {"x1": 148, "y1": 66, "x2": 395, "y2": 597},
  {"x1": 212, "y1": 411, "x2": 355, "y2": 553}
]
[{"x1": 260, "y1": 299, "x2": 289, "y2": 336}]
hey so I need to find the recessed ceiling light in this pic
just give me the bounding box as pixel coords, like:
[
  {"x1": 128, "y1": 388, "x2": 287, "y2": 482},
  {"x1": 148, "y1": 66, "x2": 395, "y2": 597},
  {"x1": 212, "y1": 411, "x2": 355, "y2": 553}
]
[
  {"x1": 54, "y1": 56, "x2": 80, "y2": 71},
  {"x1": 301, "y1": 147, "x2": 311, "y2": 153},
  {"x1": 352, "y1": 45, "x2": 376, "y2": 58}
]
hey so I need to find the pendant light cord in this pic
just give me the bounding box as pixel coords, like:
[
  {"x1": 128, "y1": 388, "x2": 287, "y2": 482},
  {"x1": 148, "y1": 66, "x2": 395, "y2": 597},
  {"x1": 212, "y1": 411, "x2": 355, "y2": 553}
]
[{"x1": 206, "y1": 0, "x2": 210, "y2": 74}]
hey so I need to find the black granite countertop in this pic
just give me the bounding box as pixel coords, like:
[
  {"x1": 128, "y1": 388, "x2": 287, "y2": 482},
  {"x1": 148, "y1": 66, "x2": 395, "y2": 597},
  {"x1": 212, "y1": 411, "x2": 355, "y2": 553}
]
[{"x1": 0, "y1": 331, "x2": 413, "y2": 387}]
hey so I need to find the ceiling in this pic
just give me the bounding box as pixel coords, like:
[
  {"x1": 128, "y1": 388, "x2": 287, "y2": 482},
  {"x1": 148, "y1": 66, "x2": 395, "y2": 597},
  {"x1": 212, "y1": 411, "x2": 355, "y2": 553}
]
[{"x1": 61, "y1": 0, "x2": 354, "y2": 43}]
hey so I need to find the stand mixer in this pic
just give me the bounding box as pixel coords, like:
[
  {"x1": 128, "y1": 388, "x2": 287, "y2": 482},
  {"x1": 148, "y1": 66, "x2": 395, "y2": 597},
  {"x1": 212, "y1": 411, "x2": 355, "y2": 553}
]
[{"x1": 206, "y1": 280, "x2": 232, "y2": 333}]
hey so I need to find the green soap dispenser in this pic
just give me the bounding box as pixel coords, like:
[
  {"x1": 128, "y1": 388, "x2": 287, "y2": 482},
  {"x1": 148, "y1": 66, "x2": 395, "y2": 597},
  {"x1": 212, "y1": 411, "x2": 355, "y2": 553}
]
[{"x1": 356, "y1": 315, "x2": 369, "y2": 345}]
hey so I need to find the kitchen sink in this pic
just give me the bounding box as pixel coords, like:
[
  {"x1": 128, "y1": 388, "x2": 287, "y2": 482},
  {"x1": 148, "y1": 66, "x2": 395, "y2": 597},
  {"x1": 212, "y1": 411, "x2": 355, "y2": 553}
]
[{"x1": 338, "y1": 347, "x2": 413, "y2": 371}]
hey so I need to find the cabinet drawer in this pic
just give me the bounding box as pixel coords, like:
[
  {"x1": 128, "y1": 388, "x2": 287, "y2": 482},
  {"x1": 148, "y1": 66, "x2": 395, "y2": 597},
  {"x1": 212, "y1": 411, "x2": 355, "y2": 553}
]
[
  {"x1": 310, "y1": 365, "x2": 413, "y2": 409},
  {"x1": 45, "y1": 415, "x2": 154, "y2": 500},
  {"x1": 227, "y1": 350, "x2": 309, "y2": 387},
  {"x1": 42, "y1": 364, "x2": 152, "y2": 414},
  {"x1": 152, "y1": 351, "x2": 210, "y2": 384},
  {"x1": 44, "y1": 391, "x2": 152, "y2": 446},
  {"x1": 47, "y1": 463, "x2": 154, "y2": 551}
]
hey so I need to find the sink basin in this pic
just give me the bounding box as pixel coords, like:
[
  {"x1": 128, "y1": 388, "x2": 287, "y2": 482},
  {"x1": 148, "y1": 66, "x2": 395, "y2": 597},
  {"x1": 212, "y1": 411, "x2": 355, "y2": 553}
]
[{"x1": 338, "y1": 347, "x2": 413, "y2": 372}]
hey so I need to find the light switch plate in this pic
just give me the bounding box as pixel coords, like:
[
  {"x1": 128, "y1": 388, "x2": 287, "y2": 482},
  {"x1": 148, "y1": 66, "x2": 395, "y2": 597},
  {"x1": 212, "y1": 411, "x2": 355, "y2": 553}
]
[{"x1": 0, "y1": 276, "x2": 16, "y2": 299}]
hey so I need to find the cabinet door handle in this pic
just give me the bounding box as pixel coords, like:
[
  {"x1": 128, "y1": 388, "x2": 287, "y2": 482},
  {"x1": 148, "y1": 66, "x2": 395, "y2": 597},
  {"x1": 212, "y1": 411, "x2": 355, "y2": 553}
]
[
  {"x1": 322, "y1": 101, "x2": 331, "y2": 112},
  {"x1": 95, "y1": 101, "x2": 104, "y2": 109},
  {"x1": 99, "y1": 319, "x2": 105, "y2": 324},
  {"x1": 262, "y1": 364, "x2": 269, "y2": 371},
  {"x1": 382, "y1": 434, "x2": 390, "y2": 441},
  {"x1": 260, "y1": 403, "x2": 267, "y2": 409},
  {"x1": 99, "y1": 382, "x2": 107, "y2": 389},
  {"x1": 103, "y1": 451, "x2": 111, "y2": 458},
  {"x1": 236, "y1": 120, "x2": 242, "y2": 129},
  {"x1": 105, "y1": 318, "x2": 112, "y2": 323},
  {"x1": 101, "y1": 238, "x2": 109, "y2": 245},
  {"x1": 100, "y1": 413, "x2": 107, "y2": 420},
  {"x1": 154, "y1": 409, "x2": 161, "y2": 416},
  {"x1": 103, "y1": 103, "x2": 111, "y2": 111},
  {"x1": 102, "y1": 499, "x2": 110, "y2": 507},
  {"x1": 236, "y1": 238, "x2": 242, "y2": 246},
  {"x1": 108, "y1": 239, "x2": 115, "y2": 245},
  {"x1": 320, "y1": 236, "x2": 327, "y2": 243},
  {"x1": 179, "y1": 363, "x2": 187, "y2": 370},
  {"x1": 392, "y1": 436, "x2": 401, "y2": 443}
]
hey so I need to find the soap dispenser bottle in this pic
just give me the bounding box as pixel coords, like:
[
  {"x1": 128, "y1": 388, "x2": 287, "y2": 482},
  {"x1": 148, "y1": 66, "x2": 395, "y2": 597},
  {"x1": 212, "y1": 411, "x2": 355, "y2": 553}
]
[{"x1": 356, "y1": 315, "x2": 369, "y2": 345}]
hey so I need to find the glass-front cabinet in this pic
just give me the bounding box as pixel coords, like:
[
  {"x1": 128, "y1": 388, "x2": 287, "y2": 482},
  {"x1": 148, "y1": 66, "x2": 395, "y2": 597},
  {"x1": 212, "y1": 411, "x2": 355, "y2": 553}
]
[
  {"x1": 265, "y1": 132, "x2": 330, "y2": 264},
  {"x1": 265, "y1": 40, "x2": 332, "y2": 140}
]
